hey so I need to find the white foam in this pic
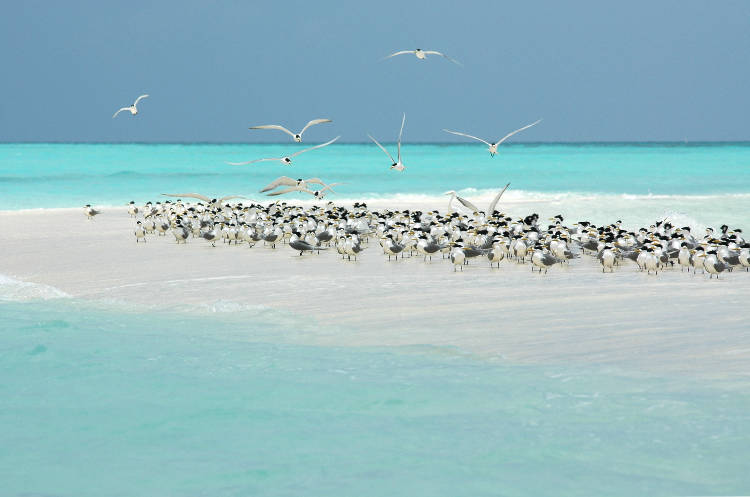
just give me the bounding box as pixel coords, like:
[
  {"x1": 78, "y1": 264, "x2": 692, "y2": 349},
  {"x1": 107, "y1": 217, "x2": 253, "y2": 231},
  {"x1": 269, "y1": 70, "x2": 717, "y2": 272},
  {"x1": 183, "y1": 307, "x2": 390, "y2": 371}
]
[
  {"x1": 200, "y1": 300, "x2": 274, "y2": 314},
  {"x1": 1, "y1": 190, "x2": 748, "y2": 231},
  {"x1": 0, "y1": 274, "x2": 71, "y2": 302}
]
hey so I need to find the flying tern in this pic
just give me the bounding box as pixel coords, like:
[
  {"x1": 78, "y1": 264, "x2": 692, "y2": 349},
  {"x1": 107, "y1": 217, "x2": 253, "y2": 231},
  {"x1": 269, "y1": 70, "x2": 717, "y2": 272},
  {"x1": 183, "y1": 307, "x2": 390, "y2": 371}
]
[
  {"x1": 445, "y1": 183, "x2": 511, "y2": 214},
  {"x1": 383, "y1": 49, "x2": 461, "y2": 66},
  {"x1": 226, "y1": 136, "x2": 340, "y2": 166},
  {"x1": 161, "y1": 193, "x2": 248, "y2": 205},
  {"x1": 368, "y1": 114, "x2": 406, "y2": 172},
  {"x1": 112, "y1": 94, "x2": 149, "y2": 118},
  {"x1": 443, "y1": 120, "x2": 541, "y2": 156},
  {"x1": 249, "y1": 118, "x2": 332, "y2": 142}
]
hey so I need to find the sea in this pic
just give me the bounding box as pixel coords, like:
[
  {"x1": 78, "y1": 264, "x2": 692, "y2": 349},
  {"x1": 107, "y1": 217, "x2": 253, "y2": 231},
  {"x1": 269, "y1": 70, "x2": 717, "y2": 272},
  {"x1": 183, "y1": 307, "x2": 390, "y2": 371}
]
[
  {"x1": 2, "y1": 142, "x2": 750, "y2": 496},
  {"x1": 2, "y1": 142, "x2": 750, "y2": 229}
]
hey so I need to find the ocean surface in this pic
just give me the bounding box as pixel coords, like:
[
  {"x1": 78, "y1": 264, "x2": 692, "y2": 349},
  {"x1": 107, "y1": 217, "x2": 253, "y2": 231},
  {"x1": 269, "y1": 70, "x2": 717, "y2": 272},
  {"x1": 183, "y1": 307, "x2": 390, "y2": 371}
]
[
  {"x1": 3, "y1": 143, "x2": 750, "y2": 495},
  {"x1": 2, "y1": 142, "x2": 750, "y2": 227},
  {"x1": 2, "y1": 295, "x2": 750, "y2": 497}
]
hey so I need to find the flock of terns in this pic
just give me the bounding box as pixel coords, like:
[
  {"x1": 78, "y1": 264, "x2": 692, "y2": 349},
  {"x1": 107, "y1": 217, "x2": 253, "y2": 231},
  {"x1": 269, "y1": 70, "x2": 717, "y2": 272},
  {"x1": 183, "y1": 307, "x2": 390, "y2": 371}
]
[
  {"x1": 103, "y1": 49, "x2": 749, "y2": 278},
  {"x1": 110, "y1": 47, "x2": 541, "y2": 179},
  {"x1": 83, "y1": 196, "x2": 750, "y2": 278}
]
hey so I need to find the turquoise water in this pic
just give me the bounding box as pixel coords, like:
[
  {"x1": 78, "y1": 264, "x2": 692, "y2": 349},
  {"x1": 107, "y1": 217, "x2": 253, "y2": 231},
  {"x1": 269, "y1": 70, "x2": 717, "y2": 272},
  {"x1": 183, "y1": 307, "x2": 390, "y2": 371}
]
[
  {"x1": 1, "y1": 142, "x2": 750, "y2": 209},
  {"x1": 3, "y1": 144, "x2": 750, "y2": 495},
  {"x1": 2, "y1": 299, "x2": 749, "y2": 496}
]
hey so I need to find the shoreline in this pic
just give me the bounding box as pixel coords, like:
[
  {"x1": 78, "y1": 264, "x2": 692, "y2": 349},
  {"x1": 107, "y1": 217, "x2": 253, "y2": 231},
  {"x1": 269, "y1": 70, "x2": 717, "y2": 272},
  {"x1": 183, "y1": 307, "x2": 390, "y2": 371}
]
[{"x1": 2, "y1": 206, "x2": 749, "y2": 381}]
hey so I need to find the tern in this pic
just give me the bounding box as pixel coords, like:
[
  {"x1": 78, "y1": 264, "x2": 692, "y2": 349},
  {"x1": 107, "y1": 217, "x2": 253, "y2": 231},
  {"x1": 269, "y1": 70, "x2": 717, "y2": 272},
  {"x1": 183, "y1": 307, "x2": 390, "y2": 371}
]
[
  {"x1": 368, "y1": 114, "x2": 406, "y2": 171},
  {"x1": 84, "y1": 204, "x2": 100, "y2": 220},
  {"x1": 445, "y1": 183, "x2": 511, "y2": 214},
  {"x1": 226, "y1": 136, "x2": 339, "y2": 166},
  {"x1": 531, "y1": 246, "x2": 562, "y2": 273},
  {"x1": 289, "y1": 232, "x2": 319, "y2": 255},
  {"x1": 112, "y1": 94, "x2": 149, "y2": 118},
  {"x1": 127, "y1": 201, "x2": 139, "y2": 217},
  {"x1": 261, "y1": 176, "x2": 328, "y2": 193},
  {"x1": 443, "y1": 120, "x2": 541, "y2": 156},
  {"x1": 383, "y1": 49, "x2": 461, "y2": 66},
  {"x1": 267, "y1": 183, "x2": 342, "y2": 198},
  {"x1": 134, "y1": 221, "x2": 146, "y2": 242},
  {"x1": 249, "y1": 118, "x2": 332, "y2": 142},
  {"x1": 704, "y1": 250, "x2": 730, "y2": 278},
  {"x1": 450, "y1": 242, "x2": 466, "y2": 271},
  {"x1": 161, "y1": 193, "x2": 247, "y2": 205}
]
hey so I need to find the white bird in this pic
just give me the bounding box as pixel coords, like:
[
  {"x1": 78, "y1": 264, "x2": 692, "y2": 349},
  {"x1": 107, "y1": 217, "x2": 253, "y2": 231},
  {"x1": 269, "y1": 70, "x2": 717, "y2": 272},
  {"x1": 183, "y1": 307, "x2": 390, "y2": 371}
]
[
  {"x1": 487, "y1": 243, "x2": 505, "y2": 268},
  {"x1": 249, "y1": 118, "x2": 332, "y2": 142},
  {"x1": 161, "y1": 193, "x2": 247, "y2": 205},
  {"x1": 384, "y1": 49, "x2": 461, "y2": 66},
  {"x1": 260, "y1": 176, "x2": 327, "y2": 193},
  {"x1": 369, "y1": 114, "x2": 406, "y2": 172},
  {"x1": 445, "y1": 191, "x2": 479, "y2": 214},
  {"x1": 531, "y1": 247, "x2": 561, "y2": 273},
  {"x1": 445, "y1": 183, "x2": 511, "y2": 214},
  {"x1": 226, "y1": 136, "x2": 339, "y2": 166},
  {"x1": 704, "y1": 251, "x2": 730, "y2": 279},
  {"x1": 450, "y1": 244, "x2": 466, "y2": 271},
  {"x1": 598, "y1": 246, "x2": 616, "y2": 273},
  {"x1": 267, "y1": 183, "x2": 343, "y2": 198},
  {"x1": 643, "y1": 249, "x2": 660, "y2": 275},
  {"x1": 134, "y1": 221, "x2": 146, "y2": 243},
  {"x1": 443, "y1": 120, "x2": 542, "y2": 156},
  {"x1": 112, "y1": 94, "x2": 149, "y2": 118},
  {"x1": 83, "y1": 204, "x2": 100, "y2": 220}
]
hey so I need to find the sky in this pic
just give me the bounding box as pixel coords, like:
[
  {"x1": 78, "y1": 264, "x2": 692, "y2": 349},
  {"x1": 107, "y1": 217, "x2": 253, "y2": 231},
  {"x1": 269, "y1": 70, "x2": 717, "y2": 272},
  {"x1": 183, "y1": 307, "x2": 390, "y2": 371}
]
[{"x1": 1, "y1": 0, "x2": 748, "y2": 143}]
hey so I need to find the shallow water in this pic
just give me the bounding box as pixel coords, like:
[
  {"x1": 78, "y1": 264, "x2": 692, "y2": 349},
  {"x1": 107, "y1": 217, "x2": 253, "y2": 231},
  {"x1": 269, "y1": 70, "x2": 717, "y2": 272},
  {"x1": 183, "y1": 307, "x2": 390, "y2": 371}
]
[
  {"x1": 2, "y1": 299, "x2": 749, "y2": 497},
  {"x1": 2, "y1": 142, "x2": 750, "y2": 200}
]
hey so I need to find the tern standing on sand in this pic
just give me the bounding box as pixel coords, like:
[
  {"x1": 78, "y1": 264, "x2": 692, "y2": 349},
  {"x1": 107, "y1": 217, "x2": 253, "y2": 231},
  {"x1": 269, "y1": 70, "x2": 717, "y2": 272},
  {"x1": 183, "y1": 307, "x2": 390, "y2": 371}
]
[
  {"x1": 112, "y1": 94, "x2": 149, "y2": 118},
  {"x1": 369, "y1": 114, "x2": 406, "y2": 172},
  {"x1": 248, "y1": 119, "x2": 332, "y2": 142},
  {"x1": 443, "y1": 120, "x2": 542, "y2": 156},
  {"x1": 84, "y1": 204, "x2": 100, "y2": 220}
]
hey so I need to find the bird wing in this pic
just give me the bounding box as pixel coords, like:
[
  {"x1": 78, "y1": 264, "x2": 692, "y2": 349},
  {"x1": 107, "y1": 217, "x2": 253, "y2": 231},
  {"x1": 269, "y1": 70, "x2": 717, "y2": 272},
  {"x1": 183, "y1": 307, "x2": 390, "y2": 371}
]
[
  {"x1": 383, "y1": 50, "x2": 415, "y2": 60},
  {"x1": 266, "y1": 187, "x2": 299, "y2": 197},
  {"x1": 456, "y1": 195, "x2": 480, "y2": 213},
  {"x1": 161, "y1": 193, "x2": 211, "y2": 202},
  {"x1": 368, "y1": 135, "x2": 395, "y2": 163},
  {"x1": 496, "y1": 119, "x2": 542, "y2": 145},
  {"x1": 423, "y1": 51, "x2": 462, "y2": 66},
  {"x1": 442, "y1": 129, "x2": 491, "y2": 146},
  {"x1": 304, "y1": 178, "x2": 326, "y2": 186},
  {"x1": 397, "y1": 113, "x2": 405, "y2": 162},
  {"x1": 260, "y1": 176, "x2": 297, "y2": 192},
  {"x1": 299, "y1": 118, "x2": 332, "y2": 136},
  {"x1": 319, "y1": 182, "x2": 343, "y2": 194},
  {"x1": 291, "y1": 136, "x2": 339, "y2": 158},
  {"x1": 112, "y1": 107, "x2": 129, "y2": 118},
  {"x1": 218, "y1": 195, "x2": 248, "y2": 203},
  {"x1": 225, "y1": 157, "x2": 281, "y2": 165},
  {"x1": 542, "y1": 253, "x2": 559, "y2": 265},
  {"x1": 134, "y1": 94, "x2": 149, "y2": 105},
  {"x1": 487, "y1": 182, "x2": 511, "y2": 214},
  {"x1": 248, "y1": 124, "x2": 296, "y2": 139}
]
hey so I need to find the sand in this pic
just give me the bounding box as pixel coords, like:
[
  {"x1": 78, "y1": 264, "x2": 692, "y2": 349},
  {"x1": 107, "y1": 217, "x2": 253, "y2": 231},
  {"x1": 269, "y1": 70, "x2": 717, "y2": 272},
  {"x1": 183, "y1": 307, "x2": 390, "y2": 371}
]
[{"x1": 2, "y1": 206, "x2": 749, "y2": 381}]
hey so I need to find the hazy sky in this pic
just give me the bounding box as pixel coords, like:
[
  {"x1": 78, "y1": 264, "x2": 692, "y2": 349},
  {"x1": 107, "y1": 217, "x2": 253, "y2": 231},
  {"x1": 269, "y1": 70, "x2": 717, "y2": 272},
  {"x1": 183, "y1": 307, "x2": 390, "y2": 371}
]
[{"x1": 1, "y1": 0, "x2": 748, "y2": 142}]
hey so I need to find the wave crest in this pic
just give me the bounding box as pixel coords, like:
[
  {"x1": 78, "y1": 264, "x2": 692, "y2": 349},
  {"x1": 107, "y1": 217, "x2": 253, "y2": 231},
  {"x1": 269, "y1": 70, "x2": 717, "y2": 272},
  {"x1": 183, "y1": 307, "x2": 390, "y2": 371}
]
[{"x1": 0, "y1": 274, "x2": 71, "y2": 302}]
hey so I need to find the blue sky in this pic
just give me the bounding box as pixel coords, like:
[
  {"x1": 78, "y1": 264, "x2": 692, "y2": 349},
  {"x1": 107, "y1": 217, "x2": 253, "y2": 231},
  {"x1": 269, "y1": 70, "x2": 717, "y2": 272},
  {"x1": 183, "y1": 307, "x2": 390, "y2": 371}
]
[{"x1": 1, "y1": 0, "x2": 748, "y2": 142}]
